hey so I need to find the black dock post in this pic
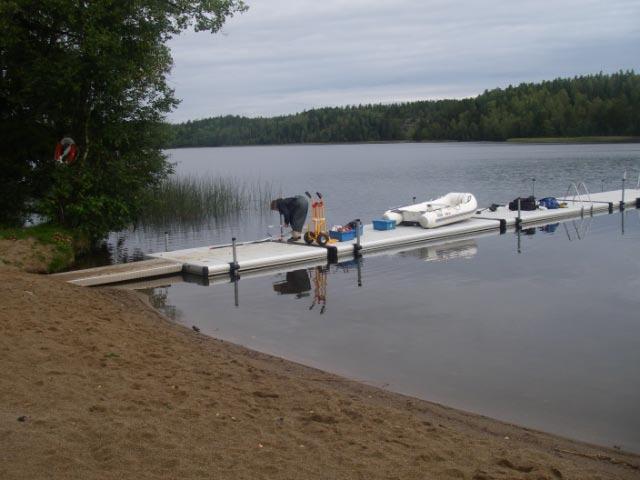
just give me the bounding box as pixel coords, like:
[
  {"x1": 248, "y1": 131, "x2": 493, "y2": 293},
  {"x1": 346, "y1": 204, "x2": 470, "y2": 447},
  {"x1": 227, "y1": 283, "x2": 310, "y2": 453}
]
[
  {"x1": 353, "y1": 219, "x2": 363, "y2": 258},
  {"x1": 229, "y1": 237, "x2": 239, "y2": 275},
  {"x1": 636, "y1": 198, "x2": 640, "y2": 209},
  {"x1": 515, "y1": 198, "x2": 522, "y2": 230},
  {"x1": 499, "y1": 219, "x2": 507, "y2": 234},
  {"x1": 327, "y1": 246, "x2": 338, "y2": 264},
  {"x1": 608, "y1": 202, "x2": 614, "y2": 214}
]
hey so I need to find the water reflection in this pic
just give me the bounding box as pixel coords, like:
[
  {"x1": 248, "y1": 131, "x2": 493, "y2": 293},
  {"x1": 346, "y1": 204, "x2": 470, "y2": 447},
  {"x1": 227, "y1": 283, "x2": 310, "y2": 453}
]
[
  {"x1": 133, "y1": 212, "x2": 640, "y2": 452},
  {"x1": 400, "y1": 239, "x2": 478, "y2": 262},
  {"x1": 562, "y1": 218, "x2": 592, "y2": 241},
  {"x1": 272, "y1": 269, "x2": 312, "y2": 297},
  {"x1": 140, "y1": 287, "x2": 182, "y2": 321}
]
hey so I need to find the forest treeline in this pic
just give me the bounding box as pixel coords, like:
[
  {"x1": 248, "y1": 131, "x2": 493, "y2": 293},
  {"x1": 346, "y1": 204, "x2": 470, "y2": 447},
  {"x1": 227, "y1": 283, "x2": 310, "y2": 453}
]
[{"x1": 169, "y1": 71, "x2": 640, "y2": 147}]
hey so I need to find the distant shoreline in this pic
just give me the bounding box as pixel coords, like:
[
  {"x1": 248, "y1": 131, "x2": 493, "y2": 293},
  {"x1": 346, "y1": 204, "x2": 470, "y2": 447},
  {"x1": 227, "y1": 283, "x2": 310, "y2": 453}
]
[
  {"x1": 506, "y1": 136, "x2": 640, "y2": 144},
  {"x1": 166, "y1": 137, "x2": 640, "y2": 149}
]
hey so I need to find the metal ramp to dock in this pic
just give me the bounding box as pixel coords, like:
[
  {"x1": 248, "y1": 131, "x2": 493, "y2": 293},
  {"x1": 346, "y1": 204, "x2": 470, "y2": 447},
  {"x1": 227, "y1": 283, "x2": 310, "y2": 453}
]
[
  {"x1": 51, "y1": 258, "x2": 182, "y2": 286},
  {"x1": 53, "y1": 188, "x2": 639, "y2": 286}
]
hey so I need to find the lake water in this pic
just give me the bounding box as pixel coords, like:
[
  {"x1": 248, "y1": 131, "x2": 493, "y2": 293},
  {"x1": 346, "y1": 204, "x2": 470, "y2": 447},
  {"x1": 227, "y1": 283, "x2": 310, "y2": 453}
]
[
  {"x1": 123, "y1": 142, "x2": 640, "y2": 452},
  {"x1": 107, "y1": 142, "x2": 640, "y2": 259}
]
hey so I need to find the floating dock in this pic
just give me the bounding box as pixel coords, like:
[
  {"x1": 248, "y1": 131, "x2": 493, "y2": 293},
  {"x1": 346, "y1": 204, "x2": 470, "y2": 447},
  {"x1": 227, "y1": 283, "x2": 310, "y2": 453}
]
[{"x1": 53, "y1": 189, "x2": 639, "y2": 286}]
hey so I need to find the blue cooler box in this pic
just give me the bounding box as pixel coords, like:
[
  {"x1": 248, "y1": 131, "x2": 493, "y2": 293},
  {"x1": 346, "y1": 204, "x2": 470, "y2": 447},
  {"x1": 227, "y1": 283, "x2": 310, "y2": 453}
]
[
  {"x1": 372, "y1": 219, "x2": 396, "y2": 231},
  {"x1": 329, "y1": 229, "x2": 356, "y2": 242}
]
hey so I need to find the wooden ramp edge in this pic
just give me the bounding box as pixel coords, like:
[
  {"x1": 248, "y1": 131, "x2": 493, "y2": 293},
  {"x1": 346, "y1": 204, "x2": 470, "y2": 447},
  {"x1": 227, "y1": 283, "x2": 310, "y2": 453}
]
[{"x1": 50, "y1": 258, "x2": 183, "y2": 287}]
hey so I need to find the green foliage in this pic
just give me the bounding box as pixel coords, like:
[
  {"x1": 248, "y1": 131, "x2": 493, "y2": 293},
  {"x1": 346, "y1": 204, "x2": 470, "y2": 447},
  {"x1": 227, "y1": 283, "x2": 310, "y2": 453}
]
[
  {"x1": 0, "y1": 0, "x2": 246, "y2": 238},
  {"x1": 169, "y1": 71, "x2": 640, "y2": 147}
]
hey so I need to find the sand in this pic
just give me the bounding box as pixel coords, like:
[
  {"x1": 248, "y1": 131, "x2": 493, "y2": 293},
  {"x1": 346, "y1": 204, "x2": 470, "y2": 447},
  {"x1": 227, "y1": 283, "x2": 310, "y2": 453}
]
[
  {"x1": 1, "y1": 266, "x2": 638, "y2": 479},
  {"x1": 0, "y1": 238, "x2": 56, "y2": 273}
]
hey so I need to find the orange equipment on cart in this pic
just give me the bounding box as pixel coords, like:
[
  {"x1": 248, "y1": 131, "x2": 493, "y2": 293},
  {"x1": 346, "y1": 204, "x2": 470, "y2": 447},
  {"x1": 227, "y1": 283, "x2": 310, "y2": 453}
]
[{"x1": 304, "y1": 191, "x2": 335, "y2": 246}]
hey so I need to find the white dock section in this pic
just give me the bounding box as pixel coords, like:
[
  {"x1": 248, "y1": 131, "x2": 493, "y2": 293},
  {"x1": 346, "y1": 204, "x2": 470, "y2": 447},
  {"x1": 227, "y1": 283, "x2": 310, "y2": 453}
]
[
  {"x1": 150, "y1": 240, "x2": 328, "y2": 276},
  {"x1": 147, "y1": 189, "x2": 639, "y2": 278},
  {"x1": 52, "y1": 189, "x2": 638, "y2": 286}
]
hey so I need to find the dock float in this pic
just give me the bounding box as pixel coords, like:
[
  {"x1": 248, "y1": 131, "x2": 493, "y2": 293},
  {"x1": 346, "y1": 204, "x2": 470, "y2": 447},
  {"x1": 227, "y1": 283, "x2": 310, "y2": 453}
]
[{"x1": 53, "y1": 189, "x2": 639, "y2": 286}]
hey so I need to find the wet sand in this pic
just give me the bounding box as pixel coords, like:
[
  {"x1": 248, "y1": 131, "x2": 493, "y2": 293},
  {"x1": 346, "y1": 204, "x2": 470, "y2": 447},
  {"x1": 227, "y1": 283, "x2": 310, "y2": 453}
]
[{"x1": 1, "y1": 267, "x2": 638, "y2": 479}]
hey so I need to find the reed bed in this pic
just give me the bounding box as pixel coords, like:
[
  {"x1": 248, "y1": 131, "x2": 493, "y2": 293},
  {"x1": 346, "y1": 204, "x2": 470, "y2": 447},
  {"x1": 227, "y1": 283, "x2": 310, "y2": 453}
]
[{"x1": 138, "y1": 175, "x2": 277, "y2": 226}]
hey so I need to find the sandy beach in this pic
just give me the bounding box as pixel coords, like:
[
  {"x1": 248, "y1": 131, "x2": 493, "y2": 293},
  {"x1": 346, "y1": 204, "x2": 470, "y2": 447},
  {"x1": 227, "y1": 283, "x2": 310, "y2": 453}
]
[{"x1": 1, "y1": 266, "x2": 638, "y2": 479}]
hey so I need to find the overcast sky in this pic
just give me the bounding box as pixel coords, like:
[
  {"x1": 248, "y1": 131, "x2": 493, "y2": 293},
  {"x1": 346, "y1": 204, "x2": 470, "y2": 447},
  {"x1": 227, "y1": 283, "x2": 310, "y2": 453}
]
[{"x1": 167, "y1": 0, "x2": 640, "y2": 122}]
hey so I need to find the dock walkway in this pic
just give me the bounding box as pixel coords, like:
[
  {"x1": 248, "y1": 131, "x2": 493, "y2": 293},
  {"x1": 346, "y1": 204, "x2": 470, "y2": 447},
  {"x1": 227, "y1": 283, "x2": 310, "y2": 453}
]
[
  {"x1": 54, "y1": 189, "x2": 639, "y2": 286},
  {"x1": 51, "y1": 258, "x2": 182, "y2": 286}
]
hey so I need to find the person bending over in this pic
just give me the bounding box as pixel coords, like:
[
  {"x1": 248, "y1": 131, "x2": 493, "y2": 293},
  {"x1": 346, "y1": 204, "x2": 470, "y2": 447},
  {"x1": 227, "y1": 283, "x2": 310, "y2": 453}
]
[{"x1": 271, "y1": 195, "x2": 309, "y2": 242}]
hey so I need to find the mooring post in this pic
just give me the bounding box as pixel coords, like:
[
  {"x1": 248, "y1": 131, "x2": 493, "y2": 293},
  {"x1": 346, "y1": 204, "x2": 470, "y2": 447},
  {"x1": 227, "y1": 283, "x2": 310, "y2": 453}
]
[
  {"x1": 412, "y1": 196, "x2": 416, "y2": 203},
  {"x1": 354, "y1": 219, "x2": 362, "y2": 258},
  {"x1": 356, "y1": 256, "x2": 362, "y2": 287},
  {"x1": 516, "y1": 198, "x2": 522, "y2": 230},
  {"x1": 620, "y1": 172, "x2": 626, "y2": 211},
  {"x1": 164, "y1": 231, "x2": 169, "y2": 252},
  {"x1": 230, "y1": 237, "x2": 239, "y2": 274}
]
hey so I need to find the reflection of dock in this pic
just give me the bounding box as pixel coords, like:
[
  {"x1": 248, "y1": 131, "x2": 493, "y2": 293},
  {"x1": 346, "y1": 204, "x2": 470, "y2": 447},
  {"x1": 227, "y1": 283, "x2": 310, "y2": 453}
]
[
  {"x1": 54, "y1": 189, "x2": 639, "y2": 286},
  {"x1": 400, "y1": 239, "x2": 478, "y2": 262}
]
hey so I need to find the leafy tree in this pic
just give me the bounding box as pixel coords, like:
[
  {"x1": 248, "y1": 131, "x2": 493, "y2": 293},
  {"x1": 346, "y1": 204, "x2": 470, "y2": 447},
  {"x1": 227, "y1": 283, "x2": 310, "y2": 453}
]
[{"x1": 0, "y1": 0, "x2": 247, "y2": 236}]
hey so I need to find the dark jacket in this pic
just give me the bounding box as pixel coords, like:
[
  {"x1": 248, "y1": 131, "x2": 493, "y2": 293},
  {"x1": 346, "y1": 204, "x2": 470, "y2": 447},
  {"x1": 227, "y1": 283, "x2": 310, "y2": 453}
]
[{"x1": 275, "y1": 195, "x2": 308, "y2": 231}]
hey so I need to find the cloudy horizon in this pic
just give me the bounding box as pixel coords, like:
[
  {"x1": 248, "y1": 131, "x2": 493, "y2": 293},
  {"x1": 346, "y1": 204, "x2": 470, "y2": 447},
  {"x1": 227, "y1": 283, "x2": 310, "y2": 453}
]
[{"x1": 166, "y1": 0, "x2": 640, "y2": 122}]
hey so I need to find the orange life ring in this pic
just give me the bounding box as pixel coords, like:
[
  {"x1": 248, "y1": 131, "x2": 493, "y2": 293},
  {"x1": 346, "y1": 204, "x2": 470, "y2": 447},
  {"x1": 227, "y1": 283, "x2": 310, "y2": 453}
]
[{"x1": 54, "y1": 141, "x2": 78, "y2": 164}]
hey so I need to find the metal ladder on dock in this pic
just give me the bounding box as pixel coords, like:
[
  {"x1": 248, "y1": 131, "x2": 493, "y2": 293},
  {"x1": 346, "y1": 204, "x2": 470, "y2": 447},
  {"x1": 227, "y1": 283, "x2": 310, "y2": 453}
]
[{"x1": 564, "y1": 181, "x2": 594, "y2": 216}]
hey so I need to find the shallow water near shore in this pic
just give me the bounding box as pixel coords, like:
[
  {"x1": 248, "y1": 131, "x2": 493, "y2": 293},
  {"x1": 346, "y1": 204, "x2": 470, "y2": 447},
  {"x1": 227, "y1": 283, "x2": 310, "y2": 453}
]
[
  {"x1": 141, "y1": 210, "x2": 640, "y2": 453},
  {"x1": 110, "y1": 142, "x2": 640, "y2": 452}
]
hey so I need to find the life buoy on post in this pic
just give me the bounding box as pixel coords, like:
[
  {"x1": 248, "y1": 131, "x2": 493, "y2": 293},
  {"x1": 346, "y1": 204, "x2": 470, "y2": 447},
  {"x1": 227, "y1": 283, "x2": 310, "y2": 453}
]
[{"x1": 54, "y1": 137, "x2": 78, "y2": 164}]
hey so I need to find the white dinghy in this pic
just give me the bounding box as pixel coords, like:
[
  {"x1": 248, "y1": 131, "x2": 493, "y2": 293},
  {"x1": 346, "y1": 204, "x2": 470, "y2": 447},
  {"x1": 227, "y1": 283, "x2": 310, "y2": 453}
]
[{"x1": 383, "y1": 193, "x2": 478, "y2": 229}]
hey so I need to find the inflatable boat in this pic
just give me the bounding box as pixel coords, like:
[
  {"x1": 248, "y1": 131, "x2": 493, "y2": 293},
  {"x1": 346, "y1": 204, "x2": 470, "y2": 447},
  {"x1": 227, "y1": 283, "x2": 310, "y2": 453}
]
[{"x1": 383, "y1": 193, "x2": 478, "y2": 229}]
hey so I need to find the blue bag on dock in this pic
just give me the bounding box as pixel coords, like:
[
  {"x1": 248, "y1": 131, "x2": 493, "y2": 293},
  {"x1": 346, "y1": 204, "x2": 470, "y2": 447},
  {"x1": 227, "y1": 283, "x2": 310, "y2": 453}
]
[{"x1": 539, "y1": 197, "x2": 560, "y2": 209}]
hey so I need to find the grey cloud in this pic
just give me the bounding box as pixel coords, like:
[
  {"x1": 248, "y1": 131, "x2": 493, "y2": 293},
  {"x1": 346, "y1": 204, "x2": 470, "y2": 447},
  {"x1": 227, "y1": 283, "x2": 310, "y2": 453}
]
[{"x1": 167, "y1": 0, "x2": 640, "y2": 122}]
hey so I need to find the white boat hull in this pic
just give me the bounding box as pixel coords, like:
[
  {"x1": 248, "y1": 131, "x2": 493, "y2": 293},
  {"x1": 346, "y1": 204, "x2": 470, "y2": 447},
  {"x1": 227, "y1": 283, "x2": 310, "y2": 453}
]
[{"x1": 383, "y1": 193, "x2": 478, "y2": 229}]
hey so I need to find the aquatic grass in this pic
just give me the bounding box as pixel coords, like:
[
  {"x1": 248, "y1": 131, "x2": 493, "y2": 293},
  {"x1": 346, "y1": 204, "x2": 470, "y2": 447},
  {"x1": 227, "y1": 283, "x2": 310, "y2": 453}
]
[{"x1": 137, "y1": 175, "x2": 278, "y2": 226}]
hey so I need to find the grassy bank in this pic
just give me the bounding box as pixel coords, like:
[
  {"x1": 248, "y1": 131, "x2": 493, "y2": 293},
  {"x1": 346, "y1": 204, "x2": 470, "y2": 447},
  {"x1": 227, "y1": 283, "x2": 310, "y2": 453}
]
[
  {"x1": 0, "y1": 224, "x2": 84, "y2": 273},
  {"x1": 507, "y1": 136, "x2": 640, "y2": 144}
]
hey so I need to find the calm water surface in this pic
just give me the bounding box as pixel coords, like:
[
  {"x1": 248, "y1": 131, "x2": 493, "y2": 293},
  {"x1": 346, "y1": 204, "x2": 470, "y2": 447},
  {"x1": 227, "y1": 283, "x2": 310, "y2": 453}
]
[
  {"x1": 123, "y1": 143, "x2": 640, "y2": 452},
  {"x1": 107, "y1": 142, "x2": 640, "y2": 259},
  {"x1": 143, "y1": 211, "x2": 640, "y2": 452}
]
